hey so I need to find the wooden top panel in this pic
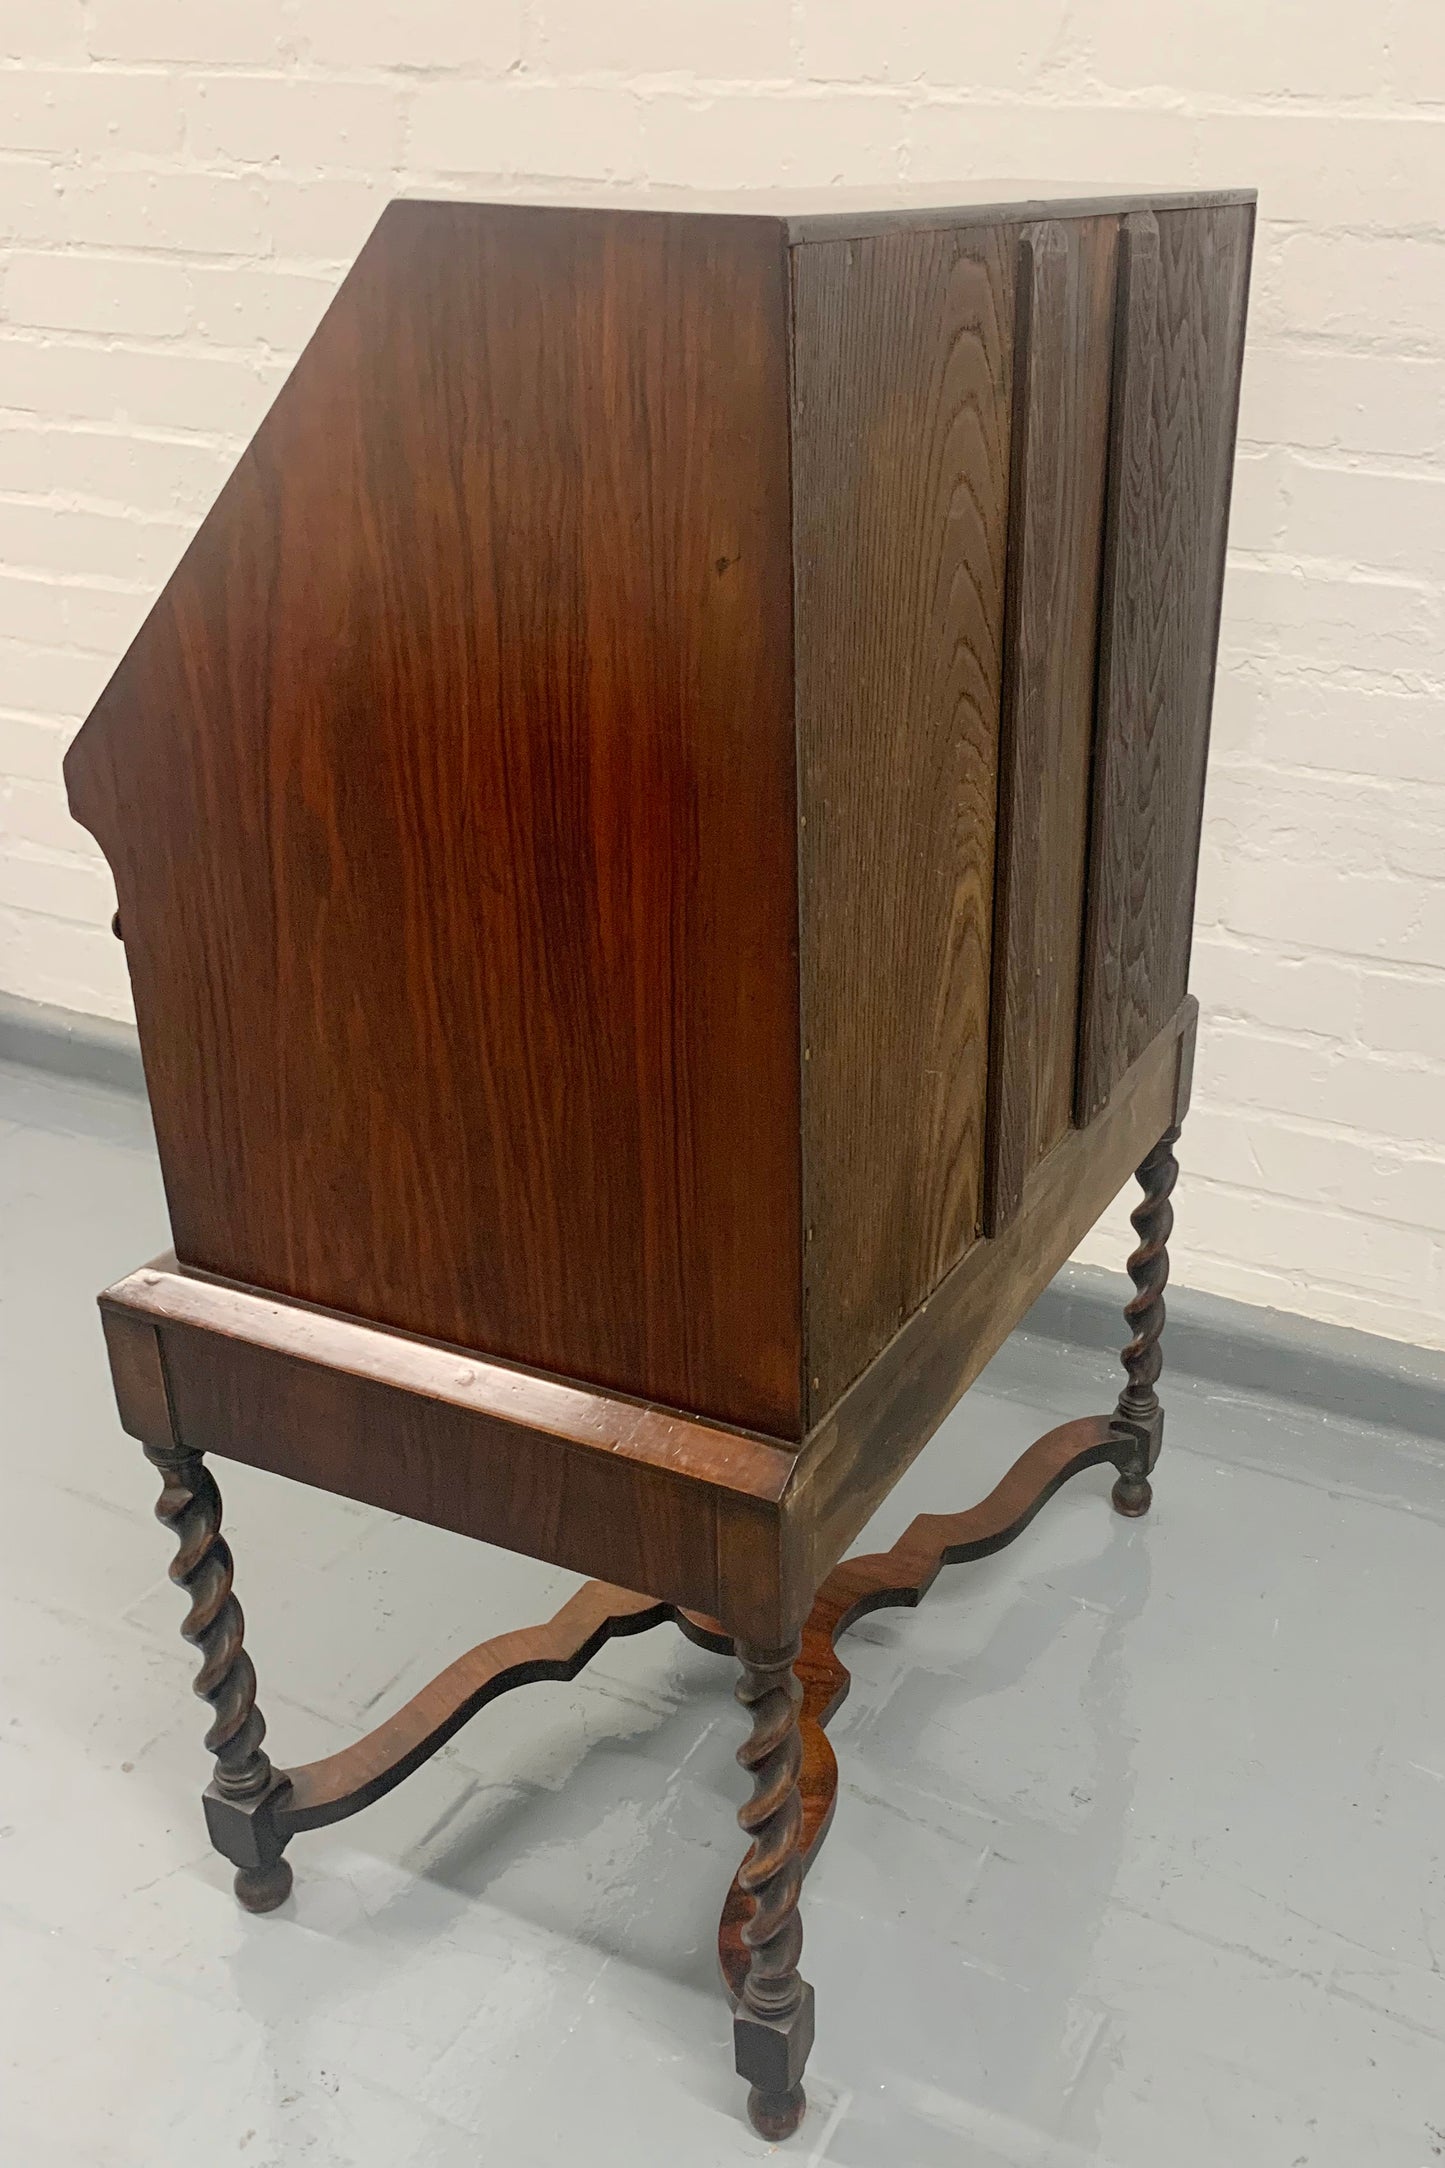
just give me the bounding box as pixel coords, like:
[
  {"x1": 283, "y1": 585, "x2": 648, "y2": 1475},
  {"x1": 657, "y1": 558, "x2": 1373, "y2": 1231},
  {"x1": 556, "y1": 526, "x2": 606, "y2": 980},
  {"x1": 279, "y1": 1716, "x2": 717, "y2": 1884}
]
[
  {"x1": 409, "y1": 185, "x2": 1256, "y2": 245},
  {"x1": 67, "y1": 202, "x2": 805, "y2": 1438},
  {"x1": 793, "y1": 220, "x2": 1017, "y2": 1422}
]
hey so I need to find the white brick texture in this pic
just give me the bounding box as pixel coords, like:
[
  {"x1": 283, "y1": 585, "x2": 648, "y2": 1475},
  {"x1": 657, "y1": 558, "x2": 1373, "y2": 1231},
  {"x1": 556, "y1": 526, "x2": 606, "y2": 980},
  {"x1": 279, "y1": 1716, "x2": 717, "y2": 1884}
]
[{"x1": 0, "y1": 4, "x2": 1441, "y2": 1352}]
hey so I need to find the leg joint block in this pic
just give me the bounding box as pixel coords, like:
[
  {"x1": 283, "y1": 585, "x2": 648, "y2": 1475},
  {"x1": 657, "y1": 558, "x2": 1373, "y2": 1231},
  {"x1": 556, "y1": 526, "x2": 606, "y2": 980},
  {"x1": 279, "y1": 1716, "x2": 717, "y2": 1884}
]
[
  {"x1": 733, "y1": 1981, "x2": 815, "y2": 2098},
  {"x1": 202, "y1": 1770, "x2": 293, "y2": 1874}
]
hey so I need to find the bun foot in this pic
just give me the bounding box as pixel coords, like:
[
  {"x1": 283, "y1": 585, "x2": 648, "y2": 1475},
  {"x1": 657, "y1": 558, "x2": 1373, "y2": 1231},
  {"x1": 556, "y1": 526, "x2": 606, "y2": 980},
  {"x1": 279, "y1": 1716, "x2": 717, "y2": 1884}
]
[
  {"x1": 1111, "y1": 1473, "x2": 1152, "y2": 1518},
  {"x1": 234, "y1": 1857, "x2": 293, "y2": 1913},
  {"x1": 747, "y1": 2084, "x2": 806, "y2": 2141}
]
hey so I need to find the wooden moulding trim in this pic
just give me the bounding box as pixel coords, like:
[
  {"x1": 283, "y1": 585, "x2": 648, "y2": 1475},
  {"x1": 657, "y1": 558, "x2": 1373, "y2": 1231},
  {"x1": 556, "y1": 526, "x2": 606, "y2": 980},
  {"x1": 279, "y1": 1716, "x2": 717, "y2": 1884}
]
[
  {"x1": 789, "y1": 998, "x2": 1195, "y2": 1586},
  {"x1": 97, "y1": 1267, "x2": 798, "y2": 1507}
]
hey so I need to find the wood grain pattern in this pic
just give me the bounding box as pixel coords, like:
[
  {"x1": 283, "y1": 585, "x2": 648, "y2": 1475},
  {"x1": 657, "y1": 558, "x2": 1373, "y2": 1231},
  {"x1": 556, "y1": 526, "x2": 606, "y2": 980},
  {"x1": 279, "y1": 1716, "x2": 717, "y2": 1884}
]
[
  {"x1": 99, "y1": 1261, "x2": 802, "y2": 1640},
  {"x1": 793, "y1": 222, "x2": 1017, "y2": 1425},
  {"x1": 67, "y1": 201, "x2": 804, "y2": 1438},
  {"x1": 69, "y1": 186, "x2": 1255, "y2": 2146},
  {"x1": 97, "y1": 1006, "x2": 1193, "y2": 1648},
  {"x1": 1076, "y1": 203, "x2": 1254, "y2": 1118},
  {"x1": 789, "y1": 998, "x2": 1196, "y2": 1592},
  {"x1": 100, "y1": 1261, "x2": 798, "y2": 1499},
  {"x1": 772, "y1": 183, "x2": 1256, "y2": 246},
  {"x1": 984, "y1": 217, "x2": 1118, "y2": 1233}
]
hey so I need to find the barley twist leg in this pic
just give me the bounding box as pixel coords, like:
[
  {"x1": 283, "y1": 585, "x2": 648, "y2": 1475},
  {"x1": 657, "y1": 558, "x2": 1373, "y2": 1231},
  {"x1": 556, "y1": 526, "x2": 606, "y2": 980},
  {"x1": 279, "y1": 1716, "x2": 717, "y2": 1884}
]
[
  {"x1": 1111, "y1": 1123, "x2": 1180, "y2": 1517},
  {"x1": 145, "y1": 1444, "x2": 293, "y2": 1910},
  {"x1": 732, "y1": 1636, "x2": 814, "y2": 2140}
]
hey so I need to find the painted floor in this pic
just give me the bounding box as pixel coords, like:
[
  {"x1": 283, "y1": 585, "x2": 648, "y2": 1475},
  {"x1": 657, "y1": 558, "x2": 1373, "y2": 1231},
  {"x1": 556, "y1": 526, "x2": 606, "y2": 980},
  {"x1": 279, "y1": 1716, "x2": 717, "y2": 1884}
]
[{"x1": 2, "y1": 1055, "x2": 1444, "y2": 2167}]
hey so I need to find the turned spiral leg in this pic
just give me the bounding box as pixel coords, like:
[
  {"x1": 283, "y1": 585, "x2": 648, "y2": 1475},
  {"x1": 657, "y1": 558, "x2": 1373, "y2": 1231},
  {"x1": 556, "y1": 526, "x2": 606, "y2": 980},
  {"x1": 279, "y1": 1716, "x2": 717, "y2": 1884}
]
[
  {"x1": 145, "y1": 1444, "x2": 293, "y2": 1911},
  {"x1": 1111, "y1": 1123, "x2": 1180, "y2": 1518},
  {"x1": 732, "y1": 1636, "x2": 814, "y2": 2141}
]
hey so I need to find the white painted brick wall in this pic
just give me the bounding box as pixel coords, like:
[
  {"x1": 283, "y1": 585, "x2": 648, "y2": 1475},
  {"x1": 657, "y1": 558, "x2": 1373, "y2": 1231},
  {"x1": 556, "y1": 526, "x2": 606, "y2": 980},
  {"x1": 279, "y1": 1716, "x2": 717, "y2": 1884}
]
[{"x1": 0, "y1": 4, "x2": 1442, "y2": 1352}]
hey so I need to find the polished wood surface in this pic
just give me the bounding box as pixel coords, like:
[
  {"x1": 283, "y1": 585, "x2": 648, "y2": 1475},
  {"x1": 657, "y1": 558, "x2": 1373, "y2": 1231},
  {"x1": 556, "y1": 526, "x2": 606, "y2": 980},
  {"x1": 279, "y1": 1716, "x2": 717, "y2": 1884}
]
[
  {"x1": 69, "y1": 201, "x2": 804, "y2": 1438},
  {"x1": 789, "y1": 997, "x2": 1196, "y2": 1594},
  {"x1": 793, "y1": 222, "x2": 1015, "y2": 1420},
  {"x1": 100, "y1": 1266, "x2": 798, "y2": 1641},
  {"x1": 70, "y1": 190, "x2": 1253, "y2": 1449},
  {"x1": 145, "y1": 1441, "x2": 293, "y2": 1911},
  {"x1": 100, "y1": 1263, "x2": 797, "y2": 1495},
  {"x1": 286, "y1": 1580, "x2": 676, "y2": 1829},
  {"x1": 98, "y1": 997, "x2": 1197, "y2": 1645},
  {"x1": 716, "y1": 1411, "x2": 1129, "y2": 2000},
  {"x1": 1077, "y1": 202, "x2": 1254, "y2": 1118},
  {"x1": 984, "y1": 216, "x2": 1117, "y2": 1233},
  {"x1": 731, "y1": 1634, "x2": 813, "y2": 2138},
  {"x1": 167, "y1": 1407, "x2": 1147, "y2": 2039},
  {"x1": 73, "y1": 185, "x2": 1253, "y2": 2141}
]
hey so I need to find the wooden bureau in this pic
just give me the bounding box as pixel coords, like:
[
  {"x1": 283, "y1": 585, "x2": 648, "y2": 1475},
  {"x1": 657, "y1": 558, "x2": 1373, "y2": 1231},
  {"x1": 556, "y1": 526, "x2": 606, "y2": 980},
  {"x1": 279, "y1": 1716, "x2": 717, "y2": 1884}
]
[{"x1": 66, "y1": 185, "x2": 1254, "y2": 2140}]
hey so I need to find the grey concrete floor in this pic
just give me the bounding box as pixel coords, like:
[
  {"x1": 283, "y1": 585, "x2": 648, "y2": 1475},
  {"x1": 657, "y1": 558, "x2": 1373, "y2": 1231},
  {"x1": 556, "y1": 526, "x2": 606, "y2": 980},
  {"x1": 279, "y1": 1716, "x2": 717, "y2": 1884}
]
[{"x1": 3, "y1": 1056, "x2": 1445, "y2": 2167}]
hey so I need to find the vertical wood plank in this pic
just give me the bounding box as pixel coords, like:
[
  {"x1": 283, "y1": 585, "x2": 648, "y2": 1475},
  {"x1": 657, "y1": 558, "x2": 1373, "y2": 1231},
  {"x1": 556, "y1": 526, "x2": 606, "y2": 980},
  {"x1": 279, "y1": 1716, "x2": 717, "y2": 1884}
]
[
  {"x1": 1076, "y1": 203, "x2": 1254, "y2": 1120},
  {"x1": 984, "y1": 216, "x2": 1119, "y2": 1233},
  {"x1": 792, "y1": 222, "x2": 1016, "y2": 1424}
]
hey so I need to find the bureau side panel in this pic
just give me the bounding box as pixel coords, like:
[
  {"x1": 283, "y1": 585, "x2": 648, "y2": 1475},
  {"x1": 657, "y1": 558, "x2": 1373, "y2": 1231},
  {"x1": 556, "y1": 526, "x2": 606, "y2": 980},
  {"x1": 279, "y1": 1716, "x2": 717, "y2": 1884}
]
[
  {"x1": 65, "y1": 204, "x2": 804, "y2": 1439},
  {"x1": 984, "y1": 216, "x2": 1118, "y2": 1233},
  {"x1": 792, "y1": 222, "x2": 1017, "y2": 1424},
  {"x1": 1076, "y1": 202, "x2": 1254, "y2": 1118}
]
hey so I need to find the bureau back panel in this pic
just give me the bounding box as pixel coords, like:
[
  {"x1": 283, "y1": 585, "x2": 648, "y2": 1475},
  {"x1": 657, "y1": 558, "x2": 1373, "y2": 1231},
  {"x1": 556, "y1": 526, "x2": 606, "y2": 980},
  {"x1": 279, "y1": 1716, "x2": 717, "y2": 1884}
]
[
  {"x1": 793, "y1": 222, "x2": 1017, "y2": 1423},
  {"x1": 66, "y1": 202, "x2": 806, "y2": 1438}
]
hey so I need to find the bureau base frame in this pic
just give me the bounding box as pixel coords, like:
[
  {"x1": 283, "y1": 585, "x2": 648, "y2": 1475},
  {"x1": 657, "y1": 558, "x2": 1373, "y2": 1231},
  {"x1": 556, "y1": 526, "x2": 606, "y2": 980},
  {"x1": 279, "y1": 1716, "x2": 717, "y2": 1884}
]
[{"x1": 142, "y1": 1120, "x2": 1178, "y2": 2143}]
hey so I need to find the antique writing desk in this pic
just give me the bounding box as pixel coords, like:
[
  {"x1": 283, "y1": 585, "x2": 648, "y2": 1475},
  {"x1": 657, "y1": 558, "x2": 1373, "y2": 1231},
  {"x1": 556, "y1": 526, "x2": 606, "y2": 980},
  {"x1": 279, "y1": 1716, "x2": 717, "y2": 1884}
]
[{"x1": 66, "y1": 185, "x2": 1254, "y2": 2140}]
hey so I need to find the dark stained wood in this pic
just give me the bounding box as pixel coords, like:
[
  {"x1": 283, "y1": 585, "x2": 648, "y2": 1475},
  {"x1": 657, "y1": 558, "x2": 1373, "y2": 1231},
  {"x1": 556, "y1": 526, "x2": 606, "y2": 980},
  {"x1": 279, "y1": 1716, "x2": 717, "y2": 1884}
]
[
  {"x1": 100, "y1": 1260, "x2": 800, "y2": 1641},
  {"x1": 98, "y1": 996, "x2": 1197, "y2": 1648},
  {"x1": 68, "y1": 201, "x2": 804, "y2": 1439},
  {"x1": 789, "y1": 998, "x2": 1196, "y2": 1593},
  {"x1": 72, "y1": 185, "x2": 1253, "y2": 2145},
  {"x1": 1076, "y1": 203, "x2": 1254, "y2": 1119},
  {"x1": 285, "y1": 1580, "x2": 683, "y2": 1829},
  {"x1": 731, "y1": 1635, "x2": 812, "y2": 2140},
  {"x1": 176, "y1": 1407, "x2": 1140, "y2": 2042},
  {"x1": 793, "y1": 221, "x2": 1017, "y2": 1425},
  {"x1": 102, "y1": 1261, "x2": 798, "y2": 1497},
  {"x1": 716, "y1": 1410, "x2": 1124, "y2": 1998},
  {"x1": 144, "y1": 1441, "x2": 294, "y2": 1911},
  {"x1": 1109, "y1": 1121, "x2": 1181, "y2": 1516},
  {"x1": 98, "y1": 1304, "x2": 173, "y2": 1450},
  {"x1": 985, "y1": 217, "x2": 1118, "y2": 1233}
]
